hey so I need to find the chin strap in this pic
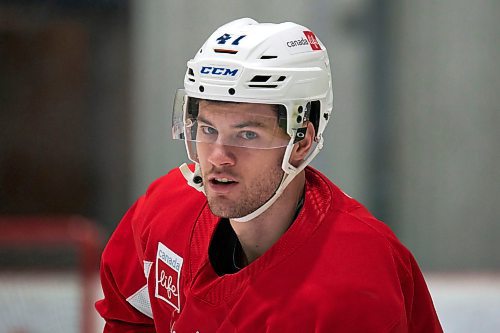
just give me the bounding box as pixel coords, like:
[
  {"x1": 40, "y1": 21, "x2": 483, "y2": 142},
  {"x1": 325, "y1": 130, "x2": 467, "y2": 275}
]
[
  {"x1": 232, "y1": 136, "x2": 323, "y2": 223},
  {"x1": 179, "y1": 137, "x2": 323, "y2": 223},
  {"x1": 179, "y1": 163, "x2": 205, "y2": 194},
  {"x1": 231, "y1": 170, "x2": 297, "y2": 222}
]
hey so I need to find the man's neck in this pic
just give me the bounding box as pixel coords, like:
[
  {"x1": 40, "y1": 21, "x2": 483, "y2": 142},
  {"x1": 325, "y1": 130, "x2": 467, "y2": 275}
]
[{"x1": 229, "y1": 171, "x2": 306, "y2": 265}]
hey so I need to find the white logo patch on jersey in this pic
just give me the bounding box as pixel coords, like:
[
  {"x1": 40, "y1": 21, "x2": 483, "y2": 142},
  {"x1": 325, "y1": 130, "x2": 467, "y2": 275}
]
[{"x1": 155, "y1": 242, "x2": 183, "y2": 312}]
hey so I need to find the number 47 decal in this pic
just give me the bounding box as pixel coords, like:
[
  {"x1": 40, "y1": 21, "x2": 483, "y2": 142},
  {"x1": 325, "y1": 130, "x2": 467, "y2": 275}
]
[{"x1": 216, "y1": 34, "x2": 246, "y2": 45}]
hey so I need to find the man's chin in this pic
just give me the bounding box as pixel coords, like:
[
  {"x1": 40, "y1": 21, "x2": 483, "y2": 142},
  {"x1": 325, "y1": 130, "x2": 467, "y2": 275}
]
[{"x1": 207, "y1": 200, "x2": 250, "y2": 219}]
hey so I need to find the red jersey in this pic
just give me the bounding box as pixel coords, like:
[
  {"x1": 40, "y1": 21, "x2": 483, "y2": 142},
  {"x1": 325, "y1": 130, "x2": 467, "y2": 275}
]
[{"x1": 95, "y1": 166, "x2": 443, "y2": 332}]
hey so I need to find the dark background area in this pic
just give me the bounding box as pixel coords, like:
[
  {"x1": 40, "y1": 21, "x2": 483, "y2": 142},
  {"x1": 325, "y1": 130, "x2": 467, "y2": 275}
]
[{"x1": 0, "y1": 1, "x2": 131, "y2": 234}]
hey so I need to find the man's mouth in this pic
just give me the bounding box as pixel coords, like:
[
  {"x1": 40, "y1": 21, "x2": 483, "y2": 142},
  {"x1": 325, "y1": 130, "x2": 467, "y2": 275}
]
[
  {"x1": 211, "y1": 178, "x2": 237, "y2": 185},
  {"x1": 207, "y1": 175, "x2": 239, "y2": 193}
]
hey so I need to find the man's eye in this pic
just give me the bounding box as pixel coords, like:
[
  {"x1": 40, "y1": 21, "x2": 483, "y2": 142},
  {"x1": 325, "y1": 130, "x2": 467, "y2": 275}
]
[
  {"x1": 201, "y1": 126, "x2": 217, "y2": 135},
  {"x1": 240, "y1": 131, "x2": 258, "y2": 140}
]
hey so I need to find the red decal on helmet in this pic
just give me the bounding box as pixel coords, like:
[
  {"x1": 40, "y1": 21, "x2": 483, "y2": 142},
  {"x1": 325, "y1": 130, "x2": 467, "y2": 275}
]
[{"x1": 303, "y1": 31, "x2": 321, "y2": 51}]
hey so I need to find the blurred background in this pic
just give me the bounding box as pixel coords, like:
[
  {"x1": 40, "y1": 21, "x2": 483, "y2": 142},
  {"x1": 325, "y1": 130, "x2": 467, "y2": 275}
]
[{"x1": 0, "y1": 0, "x2": 498, "y2": 332}]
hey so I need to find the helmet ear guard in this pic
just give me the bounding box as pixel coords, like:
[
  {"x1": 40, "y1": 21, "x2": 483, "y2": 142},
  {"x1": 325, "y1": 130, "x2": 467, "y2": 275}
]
[
  {"x1": 306, "y1": 101, "x2": 322, "y2": 140},
  {"x1": 172, "y1": 18, "x2": 333, "y2": 222}
]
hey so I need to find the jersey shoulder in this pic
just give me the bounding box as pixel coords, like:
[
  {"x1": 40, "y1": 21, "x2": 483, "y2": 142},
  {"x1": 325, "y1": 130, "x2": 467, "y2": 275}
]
[{"x1": 308, "y1": 167, "x2": 413, "y2": 272}]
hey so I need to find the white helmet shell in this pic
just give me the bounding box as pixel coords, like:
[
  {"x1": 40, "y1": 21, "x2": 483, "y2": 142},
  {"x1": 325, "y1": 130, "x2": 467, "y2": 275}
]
[
  {"x1": 177, "y1": 18, "x2": 333, "y2": 222},
  {"x1": 184, "y1": 18, "x2": 333, "y2": 145}
]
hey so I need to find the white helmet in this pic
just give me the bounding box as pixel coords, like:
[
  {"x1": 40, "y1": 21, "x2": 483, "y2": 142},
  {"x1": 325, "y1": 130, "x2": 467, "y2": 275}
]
[{"x1": 172, "y1": 18, "x2": 333, "y2": 222}]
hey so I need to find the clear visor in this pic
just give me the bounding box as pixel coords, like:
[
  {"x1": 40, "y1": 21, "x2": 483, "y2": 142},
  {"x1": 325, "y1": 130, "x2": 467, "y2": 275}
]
[{"x1": 172, "y1": 89, "x2": 290, "y2": 149}]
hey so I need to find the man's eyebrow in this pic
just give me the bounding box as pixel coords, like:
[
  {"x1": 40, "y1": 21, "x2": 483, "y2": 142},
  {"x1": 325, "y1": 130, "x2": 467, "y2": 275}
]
[
  {"x1": 233, "y1": 120, "x2": 267, "y2": 129},
  {"x1": 197, "y1": 115, "x2": 214, "y2": 126},
  {"x1": 198, "y1": 115, "x2": 270, "y2": 129}
]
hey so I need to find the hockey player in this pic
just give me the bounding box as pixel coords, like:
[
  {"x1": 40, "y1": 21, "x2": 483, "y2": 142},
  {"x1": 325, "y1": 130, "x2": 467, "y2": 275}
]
[{"x1": 96, "y1": 18, "x2": 443, "y2": 332}]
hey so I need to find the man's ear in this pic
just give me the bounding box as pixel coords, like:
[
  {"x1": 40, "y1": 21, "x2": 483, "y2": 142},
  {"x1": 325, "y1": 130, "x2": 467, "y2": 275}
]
[{"x1": 290, "y1": 122, "x2": 316, "y2": 167}]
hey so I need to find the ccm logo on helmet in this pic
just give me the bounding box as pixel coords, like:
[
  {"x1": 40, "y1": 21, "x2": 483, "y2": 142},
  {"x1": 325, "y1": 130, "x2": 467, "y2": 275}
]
[{"x1": 200, "y1": 66, "x2": 239, "y2": 76}]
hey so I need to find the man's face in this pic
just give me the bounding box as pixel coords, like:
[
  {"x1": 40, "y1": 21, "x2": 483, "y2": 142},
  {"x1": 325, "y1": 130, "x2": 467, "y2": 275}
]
[{"x1": 196, "y1": 100, "x2": 289, "y2": 218}]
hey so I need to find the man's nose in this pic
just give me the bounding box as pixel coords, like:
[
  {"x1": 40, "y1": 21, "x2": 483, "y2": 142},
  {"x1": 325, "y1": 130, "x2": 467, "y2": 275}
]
[{"x1": 207, "y1": 143, "x2": 236, "y2": 167}]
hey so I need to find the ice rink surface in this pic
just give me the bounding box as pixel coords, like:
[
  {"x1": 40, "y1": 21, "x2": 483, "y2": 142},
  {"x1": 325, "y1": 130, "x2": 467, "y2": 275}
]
[{"x1": 0, "y1": 272, "x2": 499, "y2": 332}]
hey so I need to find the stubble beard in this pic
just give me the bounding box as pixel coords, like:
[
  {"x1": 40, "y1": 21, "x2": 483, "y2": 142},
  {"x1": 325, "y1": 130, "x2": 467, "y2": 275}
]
[{"x1": 204, "y1": 164, "x2": 284, "y2": 219}]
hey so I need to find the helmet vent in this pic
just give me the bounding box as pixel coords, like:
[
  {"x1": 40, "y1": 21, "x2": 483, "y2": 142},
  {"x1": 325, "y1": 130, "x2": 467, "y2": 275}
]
[
  {"x1": 250, "y1": 75, "x2": 271, "y2": 83},
  {"x1": 187, "y1": 68, "x2": 195, "y2": 82},
  {"x1": 260, "y1": 55, "x2": 278, "y2": 59},
  {"x1": 214, "y1": 48, "x2": 238, "y2": 54},
  {"x1": 247, "y1": 75, "x2": 285, "y2": 88},
  {"x1": 248, "y1": 84, "x2": 278, "y2": 88}
]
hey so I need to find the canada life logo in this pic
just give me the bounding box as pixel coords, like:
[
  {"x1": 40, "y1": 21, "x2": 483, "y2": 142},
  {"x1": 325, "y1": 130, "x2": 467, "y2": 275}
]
[
  {"x1": 155, "y1": 242, "x2": 183, "y2": 312},
  {"x1": 303, "y1": 31, "x2": 321, "y2": 51}
]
